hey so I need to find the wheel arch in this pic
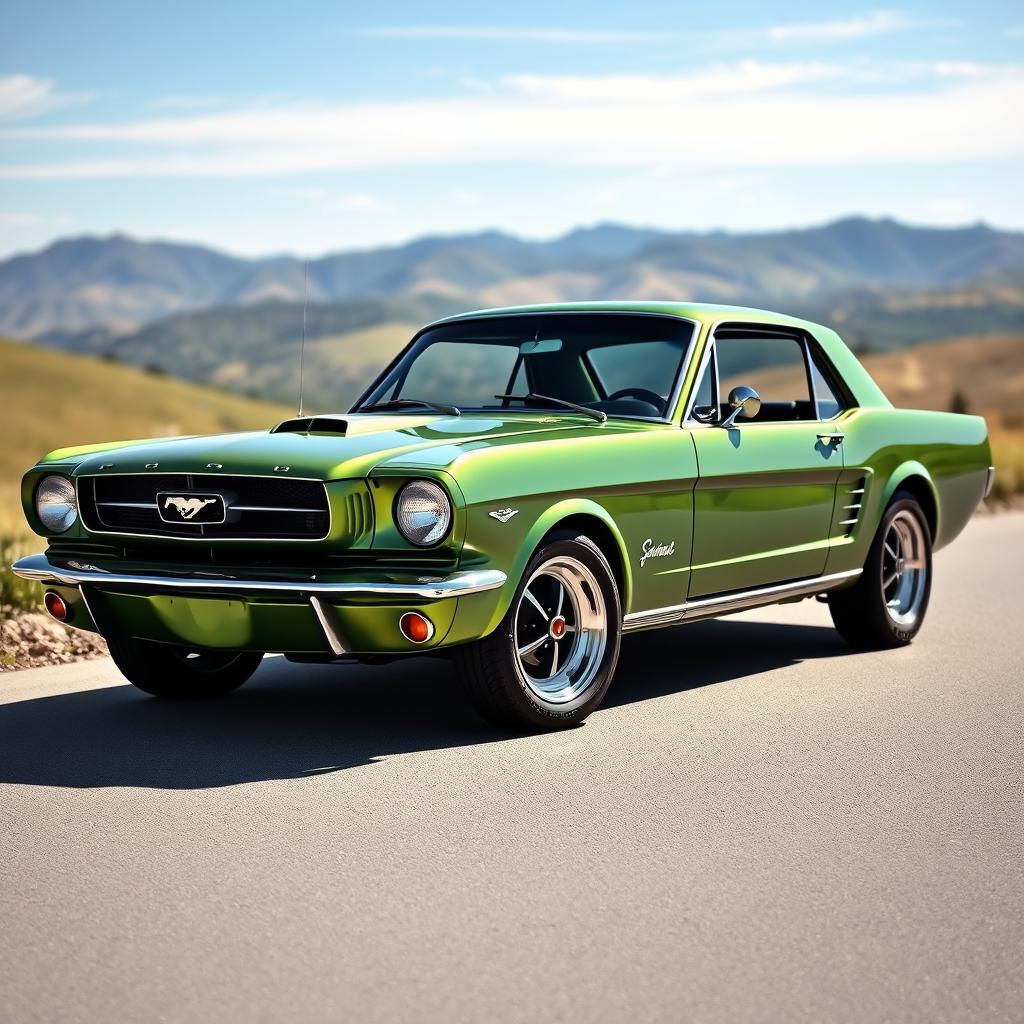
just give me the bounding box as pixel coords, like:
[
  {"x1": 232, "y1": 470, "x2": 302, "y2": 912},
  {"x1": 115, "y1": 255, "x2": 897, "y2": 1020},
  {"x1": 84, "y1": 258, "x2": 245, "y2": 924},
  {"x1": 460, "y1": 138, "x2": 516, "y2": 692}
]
[
  {"x1": 511, "y1": 499, "x2": 632, "y2": 617},
  {"x1": 883, "y1": 463, "x2": 938, "y2": 542}
]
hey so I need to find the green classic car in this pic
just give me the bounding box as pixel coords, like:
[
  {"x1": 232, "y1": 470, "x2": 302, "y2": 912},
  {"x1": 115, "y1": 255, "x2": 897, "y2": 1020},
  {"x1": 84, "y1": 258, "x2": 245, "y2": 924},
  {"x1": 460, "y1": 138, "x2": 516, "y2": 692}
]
[{"x1": 14, "y1": 302, "x2": 993, "y2": 729}]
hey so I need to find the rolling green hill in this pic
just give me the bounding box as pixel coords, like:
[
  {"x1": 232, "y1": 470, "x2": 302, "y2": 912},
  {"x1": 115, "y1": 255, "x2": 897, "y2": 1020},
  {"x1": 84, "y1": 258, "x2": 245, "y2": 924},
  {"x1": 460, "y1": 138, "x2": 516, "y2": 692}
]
[{"x1": 0, "y1": 338, "x2": 290, "y2": 530}]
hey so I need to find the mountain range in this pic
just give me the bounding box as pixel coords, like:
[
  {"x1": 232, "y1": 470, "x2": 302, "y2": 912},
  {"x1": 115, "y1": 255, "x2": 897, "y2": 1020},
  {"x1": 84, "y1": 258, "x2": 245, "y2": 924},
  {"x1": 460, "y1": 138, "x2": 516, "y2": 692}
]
[{"x1": 4, "y1": 217, "x2": 1024, "y2": 339}]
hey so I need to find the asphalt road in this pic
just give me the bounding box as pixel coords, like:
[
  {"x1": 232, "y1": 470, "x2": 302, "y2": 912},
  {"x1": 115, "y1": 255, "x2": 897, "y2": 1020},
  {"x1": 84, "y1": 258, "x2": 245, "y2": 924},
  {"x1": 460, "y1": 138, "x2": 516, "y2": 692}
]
[{"x1": 2, "y1": 514, "x2": 1022, "y2": 1023}]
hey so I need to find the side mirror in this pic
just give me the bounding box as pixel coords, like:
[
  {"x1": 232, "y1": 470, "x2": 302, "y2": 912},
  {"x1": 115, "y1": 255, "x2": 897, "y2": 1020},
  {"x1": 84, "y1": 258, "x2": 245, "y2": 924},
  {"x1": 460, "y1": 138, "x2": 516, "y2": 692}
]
[{"x1": 720, "y1": 385, "x2": 761, "y2": 428}]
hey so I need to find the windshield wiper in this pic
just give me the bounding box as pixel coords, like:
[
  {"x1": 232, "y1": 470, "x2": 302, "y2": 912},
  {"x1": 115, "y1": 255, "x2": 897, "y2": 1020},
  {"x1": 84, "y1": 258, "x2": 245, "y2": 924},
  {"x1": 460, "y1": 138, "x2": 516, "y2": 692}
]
[
  {"x1": 360, "y1": 398, "x2": 461, "y2": 416},
  {"x1": 495, "y1": 393, "x2": 607, "y2": 424}
]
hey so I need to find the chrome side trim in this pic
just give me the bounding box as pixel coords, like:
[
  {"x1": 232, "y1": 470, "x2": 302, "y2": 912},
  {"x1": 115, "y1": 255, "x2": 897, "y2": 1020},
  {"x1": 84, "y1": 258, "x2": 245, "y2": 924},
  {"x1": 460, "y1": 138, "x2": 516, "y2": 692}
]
[
  {"x1": 12, "y1": 554, "x2": 507, "y2": 602},
  {"x1": 309, "y1": 595, "x2": 349, "y2": 655},
  {"x1": 622, "y1": 568, "x2": 862, "y2": 633}
]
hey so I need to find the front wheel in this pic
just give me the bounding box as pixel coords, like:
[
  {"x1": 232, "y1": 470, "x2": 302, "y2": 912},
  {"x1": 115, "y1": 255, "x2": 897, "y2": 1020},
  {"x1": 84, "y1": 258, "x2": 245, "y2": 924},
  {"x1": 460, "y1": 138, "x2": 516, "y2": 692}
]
[
  {"x1": 455, "y1": 531, "x2": 622, "y2": 731},
  {"x1": 828, "y1": 490, "x2": 932, "y2": 649},
  {"x1": 106, "y1": 634, "x2": 264, "y2": 698}
]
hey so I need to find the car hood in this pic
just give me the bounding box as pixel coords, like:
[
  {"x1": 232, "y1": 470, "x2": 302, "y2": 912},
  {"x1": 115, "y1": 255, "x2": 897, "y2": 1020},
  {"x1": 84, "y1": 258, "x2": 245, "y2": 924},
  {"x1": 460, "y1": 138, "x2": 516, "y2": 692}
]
[{"x1": 44, "y1": 412, "x2": 642, "y2": 481}]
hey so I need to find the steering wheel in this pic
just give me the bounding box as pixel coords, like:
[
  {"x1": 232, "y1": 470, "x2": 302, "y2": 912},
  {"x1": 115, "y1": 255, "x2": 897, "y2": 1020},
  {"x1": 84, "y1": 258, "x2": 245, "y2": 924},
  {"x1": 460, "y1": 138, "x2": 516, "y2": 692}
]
[{"x1": 606, "y1": 387, "x2": 665, "y2": 411}]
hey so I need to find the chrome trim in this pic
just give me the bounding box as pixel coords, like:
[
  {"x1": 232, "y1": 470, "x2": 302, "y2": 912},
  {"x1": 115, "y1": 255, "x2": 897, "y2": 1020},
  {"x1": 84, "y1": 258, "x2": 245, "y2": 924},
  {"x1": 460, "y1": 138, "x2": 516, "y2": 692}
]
[
  {"x1": 95, "y1": 501, "x2": 325, "y2": 514},
  {"x1": 309, "y1": 595, "x2": 349, "y2": 655},
  {"x1": 984, "y1": 466, "x2": 995, "y2": 498},
  {"x1": 76, "y1": 584, "x2": 101, "y2": 633},
  {"x1": 12, "y1": 553, "x2": 506, "y2": 601},
  {"x1": 399, "y1": 611, "x2": 436, "y2": 644},
  {"x1": 231, "y1": 505, "x2": 325, "y2": 513},
  {"x1": 156, "y1": 492, "x2": 227, "y2": 526},
  {"x1": 682, "y1": 319, "x2": 856, "y2": 427},
  {"x1": 75, "y1": 473, "x2": 333, "y2": 543},
  {"x1": 622, "y1": 569, "x2": 863, "y2": 632}
]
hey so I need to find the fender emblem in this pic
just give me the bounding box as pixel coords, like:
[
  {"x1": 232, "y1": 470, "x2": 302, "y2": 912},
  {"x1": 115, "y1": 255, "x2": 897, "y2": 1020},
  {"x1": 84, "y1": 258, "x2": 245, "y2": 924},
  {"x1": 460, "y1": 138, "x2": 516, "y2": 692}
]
[
  {"x1": 639, "y1": 538, "x2": 676, "y2": 568},
  {"x1": 489, "y1": 508, "x2": 519, "y2": 524}
]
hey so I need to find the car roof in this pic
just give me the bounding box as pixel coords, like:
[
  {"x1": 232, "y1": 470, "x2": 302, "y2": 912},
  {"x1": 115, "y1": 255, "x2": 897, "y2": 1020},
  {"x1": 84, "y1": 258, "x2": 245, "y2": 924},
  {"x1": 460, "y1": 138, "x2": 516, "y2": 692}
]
[{"x1": 432, "y1": 300, "x2": 827, "y2": 334}]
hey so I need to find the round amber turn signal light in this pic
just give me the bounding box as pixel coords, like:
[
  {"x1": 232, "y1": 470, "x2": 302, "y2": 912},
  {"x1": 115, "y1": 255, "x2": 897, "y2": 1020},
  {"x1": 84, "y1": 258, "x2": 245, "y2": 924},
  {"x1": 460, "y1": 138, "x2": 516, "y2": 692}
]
[
  {"x1": 399, "y1": 612, "x2": 434, "y2": 644},
  {"x1": 43, "y1": 591, "x2": 69, "y2": 622}
]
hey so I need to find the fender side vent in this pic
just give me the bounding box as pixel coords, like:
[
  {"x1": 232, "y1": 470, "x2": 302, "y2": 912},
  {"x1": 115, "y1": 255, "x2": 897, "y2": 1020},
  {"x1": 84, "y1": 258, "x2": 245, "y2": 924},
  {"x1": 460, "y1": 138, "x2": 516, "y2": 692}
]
[
  {"x1": 272, "y1": 416, "x2": 348, "y2": 435},
  {"x1": 838, "y1": 476, "x2": 867, "y2": 535}
]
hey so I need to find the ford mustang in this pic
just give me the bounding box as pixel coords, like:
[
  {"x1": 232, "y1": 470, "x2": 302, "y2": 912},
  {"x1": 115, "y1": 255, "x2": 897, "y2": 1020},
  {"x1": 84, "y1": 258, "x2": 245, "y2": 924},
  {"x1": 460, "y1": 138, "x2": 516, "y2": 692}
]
[{"x1": 13, "y1": 302, "x2": 993, "y2": 730}]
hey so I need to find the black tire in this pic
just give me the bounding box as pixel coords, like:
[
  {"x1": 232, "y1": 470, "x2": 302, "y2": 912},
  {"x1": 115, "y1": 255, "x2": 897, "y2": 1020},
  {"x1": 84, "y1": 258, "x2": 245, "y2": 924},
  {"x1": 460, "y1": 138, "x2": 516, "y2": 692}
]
[
  {"x1": 106, "y1": 634, "x2": 263, "y2": 698},
  {"x1": 828, "y1": 490, "x2": 933, "y2": 649},
  {"x1": 455, "y1": 531, "x2": 622, "y2": 731}
]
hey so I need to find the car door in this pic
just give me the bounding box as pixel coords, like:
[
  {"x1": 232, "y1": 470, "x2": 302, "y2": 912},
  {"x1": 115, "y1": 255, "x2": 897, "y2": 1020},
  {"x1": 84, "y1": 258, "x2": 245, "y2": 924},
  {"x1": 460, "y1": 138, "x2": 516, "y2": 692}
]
[{"x1": 685, "y1": 325, "x2": 846, "y2": 598}]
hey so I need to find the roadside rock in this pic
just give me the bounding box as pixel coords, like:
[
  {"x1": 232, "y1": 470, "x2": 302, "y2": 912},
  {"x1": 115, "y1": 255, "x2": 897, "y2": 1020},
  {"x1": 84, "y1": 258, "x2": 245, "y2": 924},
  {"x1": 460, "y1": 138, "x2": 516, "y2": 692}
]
[{"x1": 0, "y1": 613, "x2": 108, "y2": 671}]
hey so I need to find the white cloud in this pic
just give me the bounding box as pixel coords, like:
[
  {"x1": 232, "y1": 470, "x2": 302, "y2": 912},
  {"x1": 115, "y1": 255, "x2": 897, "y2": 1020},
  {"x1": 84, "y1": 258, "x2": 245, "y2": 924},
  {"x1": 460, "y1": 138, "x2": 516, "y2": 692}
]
[
  {"x1": 276, "y1": 186, "x2": 385, "y2": 213},
  {"x1": 505, "y1": 62, "x2": 844, "y2": 102},
  {"x1": 1, "y1": 63, "x2": 1021, "y2": 180},
  {"x1": 922, "y1": 197, "x2": 978, "y2": 223},
  {"x1": 0, "y1": 211, "x2": 42, "y2": 226},
  {"x1": 1007, "y1": 26, "x2": 1024, "y2": 39},
  {"x1": 355, "y1": 26, "x2": 667, "y2": 45},
  {"x1": 358, "y1": 12, "x2": 923, "y2": 50},
  {"x1": 151, "y1": 94, "x2": 232, "y2": 110},
  {"x1": 0, "y1": 74, "x2": 94, "y2": 120},
  {"x1": 767, "y1": 9, "x2": 913, "y2": 43}
]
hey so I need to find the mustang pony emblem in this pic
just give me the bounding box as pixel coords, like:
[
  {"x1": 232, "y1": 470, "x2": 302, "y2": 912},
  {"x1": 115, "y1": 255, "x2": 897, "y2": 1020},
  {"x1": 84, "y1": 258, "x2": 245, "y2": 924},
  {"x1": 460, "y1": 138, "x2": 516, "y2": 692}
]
[
  {"x1": 163, "y1": 496, "x2": 218, "y2": 520},
  {"x1": 489, "y1": 508, "x2": 519, "y2": 524}
]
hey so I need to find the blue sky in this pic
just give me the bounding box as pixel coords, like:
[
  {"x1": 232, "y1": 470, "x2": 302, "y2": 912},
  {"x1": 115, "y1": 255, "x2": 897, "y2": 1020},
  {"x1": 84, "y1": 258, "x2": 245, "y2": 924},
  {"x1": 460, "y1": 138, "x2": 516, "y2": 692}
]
[{"x1": 1, "y1": 1, "x2": 1022, "y2": 258}]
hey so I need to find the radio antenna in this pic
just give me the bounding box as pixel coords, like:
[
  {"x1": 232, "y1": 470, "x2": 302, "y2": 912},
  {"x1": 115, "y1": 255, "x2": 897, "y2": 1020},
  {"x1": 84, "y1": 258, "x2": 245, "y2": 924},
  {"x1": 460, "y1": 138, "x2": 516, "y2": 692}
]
[{"x1": 297, "y1": 260, "x2": 308, "y2": 416}]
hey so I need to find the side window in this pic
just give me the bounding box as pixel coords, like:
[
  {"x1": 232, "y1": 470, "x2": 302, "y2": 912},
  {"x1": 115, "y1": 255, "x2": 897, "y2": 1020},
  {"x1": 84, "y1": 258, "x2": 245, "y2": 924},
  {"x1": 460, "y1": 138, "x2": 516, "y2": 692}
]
[
  {"x1": 807, "y1": 349, "x2": 846, "y2": 419},
  {"x1": 714, "y1": 334, "x2": 814, "y2": 423}
]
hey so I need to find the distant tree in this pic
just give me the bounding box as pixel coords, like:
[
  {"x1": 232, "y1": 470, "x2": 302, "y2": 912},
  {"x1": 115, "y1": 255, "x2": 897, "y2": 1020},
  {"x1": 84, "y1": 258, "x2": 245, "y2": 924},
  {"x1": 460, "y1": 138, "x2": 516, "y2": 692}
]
[
  {"x1": 949, "y1": 389, "x2": 970, "y2": 415},
  {"x1": 852, "y1": 338, "x2": 874, "y2": 357},
  {"x1": 143, "y1": 363, "x2": 167, "y2": 377}
]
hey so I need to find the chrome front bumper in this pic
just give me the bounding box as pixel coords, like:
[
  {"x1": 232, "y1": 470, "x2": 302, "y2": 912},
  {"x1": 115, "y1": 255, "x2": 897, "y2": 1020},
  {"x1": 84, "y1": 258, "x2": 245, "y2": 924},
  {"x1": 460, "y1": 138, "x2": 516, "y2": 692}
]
[
  {"x1": 13, "y1": 553, "x2": 509, "y2": 656},
  {"x1": 11, "y1": 553, "x2": 507, "y2": 601}
]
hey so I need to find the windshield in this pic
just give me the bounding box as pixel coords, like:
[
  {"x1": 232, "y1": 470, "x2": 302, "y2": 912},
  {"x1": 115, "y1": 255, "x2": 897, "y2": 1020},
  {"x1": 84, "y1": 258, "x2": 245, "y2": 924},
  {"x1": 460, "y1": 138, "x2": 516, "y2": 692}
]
[{"x1": 354, "y1": 313, "x2": 697, "y2": 421}]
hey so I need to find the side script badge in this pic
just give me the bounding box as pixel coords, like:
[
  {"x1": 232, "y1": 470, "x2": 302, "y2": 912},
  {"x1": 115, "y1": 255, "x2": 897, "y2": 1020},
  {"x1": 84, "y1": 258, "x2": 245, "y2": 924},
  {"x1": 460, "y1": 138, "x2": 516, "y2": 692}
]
[
  {"x1": 639, "y1": 538, "x2": 676, "y2": 568},
  {"x1": 489, "y1": 508, "x2": 519, "y2": 524}
]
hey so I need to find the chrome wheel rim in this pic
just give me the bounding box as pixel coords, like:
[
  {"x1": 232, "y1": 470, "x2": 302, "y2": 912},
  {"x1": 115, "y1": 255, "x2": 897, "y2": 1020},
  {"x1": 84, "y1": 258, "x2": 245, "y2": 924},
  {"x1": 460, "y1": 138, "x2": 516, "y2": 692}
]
[
  {"x1": 881, "y1": 510, "x2": 928, "y2": 627},
  {"x1": 513, "y1": 556, "x2": 607, "y2": 705}
]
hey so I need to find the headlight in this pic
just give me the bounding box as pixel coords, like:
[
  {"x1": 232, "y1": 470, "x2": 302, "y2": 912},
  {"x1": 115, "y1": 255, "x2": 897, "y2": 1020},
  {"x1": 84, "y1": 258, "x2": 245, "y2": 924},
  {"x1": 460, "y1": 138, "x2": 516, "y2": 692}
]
[
  {"x1": 35, "y1": 475, "x2": 78, "y2": 534},
  {"x1": 395, "y1": 480, "x2": 452, "y2": 547}
]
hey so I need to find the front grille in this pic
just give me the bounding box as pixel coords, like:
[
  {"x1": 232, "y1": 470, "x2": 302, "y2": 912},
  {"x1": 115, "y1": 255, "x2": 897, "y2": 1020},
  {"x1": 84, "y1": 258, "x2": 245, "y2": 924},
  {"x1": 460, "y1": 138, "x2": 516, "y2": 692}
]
[{"x1": 79, "y1": 474, "x2": 330, "y2": 540}]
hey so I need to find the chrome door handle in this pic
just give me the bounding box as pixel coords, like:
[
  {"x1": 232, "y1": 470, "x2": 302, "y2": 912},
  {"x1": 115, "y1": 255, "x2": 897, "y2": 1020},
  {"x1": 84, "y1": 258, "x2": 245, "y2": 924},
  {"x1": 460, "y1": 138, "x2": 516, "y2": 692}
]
[{"x1": 817, "y1": 432, "x2": 845, "y2": 446}]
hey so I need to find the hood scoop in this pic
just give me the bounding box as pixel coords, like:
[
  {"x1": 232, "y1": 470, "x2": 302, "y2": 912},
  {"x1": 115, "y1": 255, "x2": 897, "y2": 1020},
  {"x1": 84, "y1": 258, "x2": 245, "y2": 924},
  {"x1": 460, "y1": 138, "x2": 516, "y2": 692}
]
[{"x1": 272, "y1": 415, "x2": 349, "y2": 435}]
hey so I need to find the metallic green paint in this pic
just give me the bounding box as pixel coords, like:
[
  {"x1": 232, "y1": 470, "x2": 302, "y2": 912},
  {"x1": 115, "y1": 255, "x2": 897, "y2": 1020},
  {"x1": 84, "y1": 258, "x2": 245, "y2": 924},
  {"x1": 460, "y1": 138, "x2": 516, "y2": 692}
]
[{"x1": 14, "y1": 302, "x2": 990, "y2": 659}]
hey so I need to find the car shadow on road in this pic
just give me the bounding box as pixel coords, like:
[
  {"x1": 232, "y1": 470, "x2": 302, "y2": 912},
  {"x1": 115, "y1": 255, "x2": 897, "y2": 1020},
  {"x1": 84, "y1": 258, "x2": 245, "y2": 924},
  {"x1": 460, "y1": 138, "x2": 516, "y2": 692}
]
[{"x1": 0, "y1": 618, "x2": 853, "y2": 790}]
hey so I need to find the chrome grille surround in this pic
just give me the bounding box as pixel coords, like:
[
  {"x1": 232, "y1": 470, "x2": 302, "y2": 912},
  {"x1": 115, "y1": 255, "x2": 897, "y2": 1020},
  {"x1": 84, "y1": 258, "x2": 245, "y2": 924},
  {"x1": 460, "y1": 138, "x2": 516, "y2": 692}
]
[{"x1": 78, "y1": 473, "x2": 331, "y2": 541}]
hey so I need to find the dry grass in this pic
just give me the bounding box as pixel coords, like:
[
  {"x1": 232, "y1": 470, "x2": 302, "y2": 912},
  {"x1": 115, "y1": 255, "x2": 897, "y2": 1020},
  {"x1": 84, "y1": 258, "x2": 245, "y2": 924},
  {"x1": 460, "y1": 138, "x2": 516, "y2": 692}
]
[
  {"x1": 0, "y1": 337, "x2": 290, "y2": 527},
  {"x1": 0, "y1": 338, "x2": 291, "y2": 617},
  {"x1": 987, "y1": 421, "x2": 1024, "y2": 503}
]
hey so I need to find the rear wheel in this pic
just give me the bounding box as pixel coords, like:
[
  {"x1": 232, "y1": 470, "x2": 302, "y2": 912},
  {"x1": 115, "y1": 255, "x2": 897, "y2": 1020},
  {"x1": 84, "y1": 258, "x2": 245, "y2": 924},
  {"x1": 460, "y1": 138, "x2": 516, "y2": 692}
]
[
  {"x1": 455, "y1": 531, "x2": 621, "y2": 730},
  {"x1": 107, "y1": 634, "x2": 263, "y2": 697},
  {"x1": 828, "y1": 490, "x2": 932, "y2": 649}
]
